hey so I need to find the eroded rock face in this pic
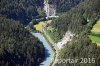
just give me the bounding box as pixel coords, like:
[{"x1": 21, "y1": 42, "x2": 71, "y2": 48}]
[
  {"x1": 55, "y1": 31, "x2": 75, "y2": 50},
  {"x1": 44, "y1": 0, "x2": 57, "y2": 18}
]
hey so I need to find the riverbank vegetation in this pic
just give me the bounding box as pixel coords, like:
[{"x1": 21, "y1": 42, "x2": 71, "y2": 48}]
[
  {"x1": 0, "y1": 0, "x2": 100, "y2": 66},
  {"x1": 34, "y1": 20, "x2": 55, "y2": 44},
  {"x1": 0, "y1": 17, "x2": 45, "y2": 66},
  {"x1": 42, "y1": 29, "x2": 55, "y2": 44}
]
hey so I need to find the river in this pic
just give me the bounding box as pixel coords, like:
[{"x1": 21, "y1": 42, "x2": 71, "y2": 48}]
[
  {"x1": 31, "y1": 32, "x2": 55, "y2": 66},
  {"x1": 28, "y1": 1, "x2": 57, "y2": 66}
]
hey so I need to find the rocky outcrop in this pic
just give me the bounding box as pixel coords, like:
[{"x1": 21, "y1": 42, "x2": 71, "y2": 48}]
[
  {"x1": 44, "y1": 0, "x2": 59, "y2": 19},
  {"x1": 55, "y1": 31, "x2": 75, "y2": 50}
]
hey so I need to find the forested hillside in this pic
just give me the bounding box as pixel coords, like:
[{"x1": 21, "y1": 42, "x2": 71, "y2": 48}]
[
  {"x1": 0, "y1": 0, "x2": 44, "y2": 25},
  {"x1": 0, "y1": 17, "x2": 45, "y2": 66},
  {"x1": 48, "y1": 0, "x2": 84, "y2": 13},
  {"x1": 51, "y1": 0, "x2": 100, "y2": 39},
  {"x1": 0, "y1": 0, "x2": 100, "y2": 66},
  {"x1": 50, "y1": 0, "x2": 100, "y2": 66}
]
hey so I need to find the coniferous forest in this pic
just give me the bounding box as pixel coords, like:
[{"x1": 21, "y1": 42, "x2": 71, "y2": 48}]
[
  {"x1": 49, "y1": 0, "x2": 100, "y2": 66},
  {"x1": 0, "y1": 0, "x2": 100, "y2": 66},
  {"x1": 0, "y1": 17, "x2": 45, "y2": 66},
  {"x1": 0, "y1": 0, "x2": 46, "y2": 66},
  {"x1": 48, "y1": 0, "x2": 84, "y2": 12},
  {"x1": 0, "y1": 0, "x2": 44, "y2": 25}
]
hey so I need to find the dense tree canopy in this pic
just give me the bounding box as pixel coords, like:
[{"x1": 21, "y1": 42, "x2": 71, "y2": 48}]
[
  {"x1": 50, "y1": 0, "x2": 100, "y2": 66},
  {"x1": 0, "y1": 0, "x2": 44, "y2": 25},
  {"x1": 0, "y1": 0, "x2": 100, "y2": 66},
  {"x1": 48, "y1": 0, "x2": 84, "y2": 13},
  {"x1": 55, "y1": 34, "x2": 100, "y2": 66},
  {"x1": 51, "y1": 0, "x2": 100, "y2": 39},
  {"x1": 0, "y1": 17, "x2": 45, "y2": 66}
]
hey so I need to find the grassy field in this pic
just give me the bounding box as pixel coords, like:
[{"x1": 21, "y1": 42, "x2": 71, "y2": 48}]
[
  {"x1": 89, "y1": 35, "x2": 100, "y2": 43},
  {"x1": 34, "y1": 22, "x2": 45, "y2": 32},
  {"x1": 34, "y1": 20, "x2": 55, "y2": 44},
  {"x1": 91, "y1": 19, "x2": 100, "y2": 33},
  {"x1": 34, "y1": 20, "x2": 52, "y2": 32},
  {"x1": 43, "y1": 29, "x2": 55, "y2": 44},
  {"x1": 89, "y1": 19, "x2": 100, "y2": 46}
]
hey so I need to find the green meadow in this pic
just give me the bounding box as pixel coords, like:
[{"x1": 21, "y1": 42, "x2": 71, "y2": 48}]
[
  {"x1": 91, "y1": 19, "x2": 100, "y2": 32},
  {"x1": 89, "y1": 19, "x2": 100, "y2": 46},
  {"x1": 89, "y1": 35, "x2": 100, "y2": 43},
  {"x1": 34, "y1": 20, "x2": 55, "y2": 44},
  {"x1": 34, "y1": 20, "x2": 52, "y2": 32}
]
